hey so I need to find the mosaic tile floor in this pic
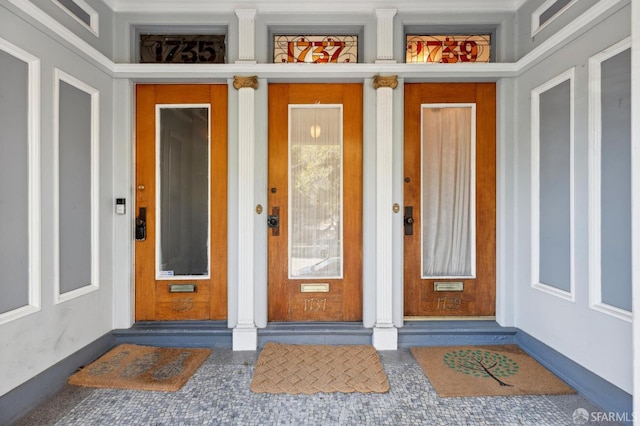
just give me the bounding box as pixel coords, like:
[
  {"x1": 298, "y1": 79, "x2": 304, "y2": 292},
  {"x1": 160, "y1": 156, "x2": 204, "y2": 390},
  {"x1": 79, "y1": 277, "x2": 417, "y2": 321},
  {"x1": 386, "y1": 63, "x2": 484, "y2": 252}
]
[{"x1": 16, "y1": 349, "x2": 618, "y2": 425}]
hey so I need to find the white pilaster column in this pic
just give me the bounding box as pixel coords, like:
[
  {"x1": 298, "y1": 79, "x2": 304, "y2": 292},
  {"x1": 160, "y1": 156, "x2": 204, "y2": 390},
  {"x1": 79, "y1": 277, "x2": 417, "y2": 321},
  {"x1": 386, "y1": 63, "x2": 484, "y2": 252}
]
[
  {"x1": 233, "y1": 76, "x2": 258, "y2": 351},
  {"x1": 375, "y1": 9, "x2": 397, "y2": 63},
  {"x1": 372, "y1": 75, "x2": 398, "y2": 350},
  {"x1": 235, "y1": 9, "x2": 256, "y2": 63}
]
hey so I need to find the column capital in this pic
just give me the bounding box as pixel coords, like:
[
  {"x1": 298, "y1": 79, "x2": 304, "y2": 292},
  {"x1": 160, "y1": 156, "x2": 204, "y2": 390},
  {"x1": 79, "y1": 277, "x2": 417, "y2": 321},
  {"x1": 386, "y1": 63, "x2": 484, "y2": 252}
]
[
  {"x1": 233, "y1": 75, "x2": 259, "y2": 90},
  {"x1": 373, "y1": 75, "x2": 398, "y2": 90}
]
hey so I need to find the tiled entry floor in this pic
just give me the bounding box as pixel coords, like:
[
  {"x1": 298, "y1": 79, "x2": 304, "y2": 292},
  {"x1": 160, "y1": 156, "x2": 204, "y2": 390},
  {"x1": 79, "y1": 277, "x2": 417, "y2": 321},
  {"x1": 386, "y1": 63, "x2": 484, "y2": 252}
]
[{"x1": 16, "y1": 349, "x2": 617, "y2": 425}]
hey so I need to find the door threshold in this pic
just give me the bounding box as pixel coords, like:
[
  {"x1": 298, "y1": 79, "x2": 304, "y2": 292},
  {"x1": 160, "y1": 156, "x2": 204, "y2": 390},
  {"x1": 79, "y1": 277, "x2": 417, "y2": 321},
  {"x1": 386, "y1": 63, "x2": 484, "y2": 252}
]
[{"x1": 404, "y1": 316, "x2": 496, "y2": 321}]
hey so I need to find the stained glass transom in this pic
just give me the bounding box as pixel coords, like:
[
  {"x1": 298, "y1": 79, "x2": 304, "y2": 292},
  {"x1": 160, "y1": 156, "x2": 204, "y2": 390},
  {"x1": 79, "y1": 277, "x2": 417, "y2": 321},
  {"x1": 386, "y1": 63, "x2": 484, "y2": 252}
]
[
  {"x1": 406, "y1": 35, "x2": 491, "y2": 63},
  {"x1": 274, "y1": 35, "x2": 357, "y2": 63}
]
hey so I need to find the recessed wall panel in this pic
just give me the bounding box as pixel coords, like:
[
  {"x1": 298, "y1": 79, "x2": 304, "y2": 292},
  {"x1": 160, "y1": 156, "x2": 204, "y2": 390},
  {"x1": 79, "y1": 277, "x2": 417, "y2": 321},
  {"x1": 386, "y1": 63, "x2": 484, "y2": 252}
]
[
  {"x1": 58, "y1": 80, "x2": 92, "y2": 294},
  {"x1": 0, "y1": 50, "x2": 29, "y2": 314},
  {"x1": 538, "y1": 80, "x2": 572, "y2": 292},
  {"x1": 600, "y1": 49, "x2": 631, "y2": 311}
]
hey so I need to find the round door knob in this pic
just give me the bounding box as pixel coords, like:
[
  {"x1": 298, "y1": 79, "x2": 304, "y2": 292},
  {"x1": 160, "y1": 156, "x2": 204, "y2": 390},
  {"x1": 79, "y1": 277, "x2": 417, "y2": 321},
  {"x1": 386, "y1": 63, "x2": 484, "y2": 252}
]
[{"x1": 138, "y1": 185, "x2": 145, "y2": 191}]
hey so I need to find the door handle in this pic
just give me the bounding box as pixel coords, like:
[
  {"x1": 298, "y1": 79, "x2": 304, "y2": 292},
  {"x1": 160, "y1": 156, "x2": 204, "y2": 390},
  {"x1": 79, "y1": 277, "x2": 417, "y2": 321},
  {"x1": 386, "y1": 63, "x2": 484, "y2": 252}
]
[
  {"x1": 136, "y1": 207, "x2": 147, "y2": 241},
  {"x1": 404, "y1": 206, "x2": 414, "y2": 236},
  {"x1": 268, "y1": 207, "x2": 280, "y2": 236}
]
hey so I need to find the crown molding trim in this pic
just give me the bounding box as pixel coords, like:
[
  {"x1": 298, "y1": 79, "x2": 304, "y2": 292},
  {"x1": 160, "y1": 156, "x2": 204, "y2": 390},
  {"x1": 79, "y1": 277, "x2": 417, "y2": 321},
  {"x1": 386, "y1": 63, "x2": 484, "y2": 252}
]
[{"x1": 5, "y1": 0, "x2": 626, "y2": 81}]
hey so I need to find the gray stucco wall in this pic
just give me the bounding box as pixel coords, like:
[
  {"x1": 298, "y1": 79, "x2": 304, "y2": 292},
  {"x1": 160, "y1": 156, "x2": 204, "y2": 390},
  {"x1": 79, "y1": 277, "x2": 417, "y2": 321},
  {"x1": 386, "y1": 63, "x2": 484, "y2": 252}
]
[
  {"x1": 513, "y1": 2, "x2": 631, "y2": 391},
  {"x1": 0, "y1": 2, "x2": 115, "y2": 397}
]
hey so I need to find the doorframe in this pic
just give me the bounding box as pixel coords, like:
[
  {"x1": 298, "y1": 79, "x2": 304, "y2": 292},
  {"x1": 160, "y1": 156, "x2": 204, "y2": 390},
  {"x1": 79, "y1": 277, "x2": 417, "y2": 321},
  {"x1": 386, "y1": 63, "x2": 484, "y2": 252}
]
[{"x1": 111, "y1": 77, "x2": 510, "y2": 346}]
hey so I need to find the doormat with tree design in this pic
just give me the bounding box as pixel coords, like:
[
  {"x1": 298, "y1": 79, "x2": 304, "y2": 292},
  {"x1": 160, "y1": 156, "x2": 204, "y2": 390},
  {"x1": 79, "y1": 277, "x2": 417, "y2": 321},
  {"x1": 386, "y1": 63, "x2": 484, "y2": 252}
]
[
  {"x1": 410, "y1": 345, "x2": 575, "y2": 397},
  {"x1": 68, "y1": 344, "x2": 211, "y2": 392}
]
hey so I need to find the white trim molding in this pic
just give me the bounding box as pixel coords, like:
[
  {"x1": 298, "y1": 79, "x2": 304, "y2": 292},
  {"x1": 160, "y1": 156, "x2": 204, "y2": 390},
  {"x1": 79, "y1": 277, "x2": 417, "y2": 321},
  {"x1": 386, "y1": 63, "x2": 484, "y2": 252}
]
[
  {"x1": 530, "y1": 67, "x2": 575, "y2": 303},
  {"x1": 588, "y1": 37, "x2": 632, "y2": 322},
  {"x1": 53, "y1": 68, "x2": 101, "y2": 305},
  {"x1": 52, "y1": 0, "x2": 99, "y2": 37},
  {"x1": 0, "y1": 38, "x2": 41, "y2": 326}
]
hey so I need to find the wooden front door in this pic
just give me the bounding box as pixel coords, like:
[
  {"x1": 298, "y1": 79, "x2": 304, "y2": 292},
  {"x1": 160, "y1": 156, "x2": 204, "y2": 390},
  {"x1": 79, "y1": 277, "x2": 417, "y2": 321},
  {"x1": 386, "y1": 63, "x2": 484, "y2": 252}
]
[
  {"x1": 268, "y1": 84, "x2": 363, "y2": 322},
  {"x1": 404, "y1": 83, "x2": 496, "y2": 317},
  {"x1": 135, "y1": 84, "x2": 227, "y2": 321}
]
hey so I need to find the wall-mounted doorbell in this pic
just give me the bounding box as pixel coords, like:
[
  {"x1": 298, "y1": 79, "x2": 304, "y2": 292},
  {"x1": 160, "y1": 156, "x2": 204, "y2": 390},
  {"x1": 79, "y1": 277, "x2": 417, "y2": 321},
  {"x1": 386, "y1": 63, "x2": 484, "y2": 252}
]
[{"x1": 116, "y1": 198, "x2": 126, "y2": 215}]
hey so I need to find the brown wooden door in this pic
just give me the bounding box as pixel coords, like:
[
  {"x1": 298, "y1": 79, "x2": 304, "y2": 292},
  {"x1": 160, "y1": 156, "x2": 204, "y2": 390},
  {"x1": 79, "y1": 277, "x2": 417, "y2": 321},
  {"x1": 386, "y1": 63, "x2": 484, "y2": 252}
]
[
  {"x1": 135, "y1": 84, "x2": 227, "y2": 321},
  {"x1": 404, "y1": 83, "x2": 496, "y2": 317},
  {"x1": 268, "y1": 84, "x2": 363, "y2": 322}
]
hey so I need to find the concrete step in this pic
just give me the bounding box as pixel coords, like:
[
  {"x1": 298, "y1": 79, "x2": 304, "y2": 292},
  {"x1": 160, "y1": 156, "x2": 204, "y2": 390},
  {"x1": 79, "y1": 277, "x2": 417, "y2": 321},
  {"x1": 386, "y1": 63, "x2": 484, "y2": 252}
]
[
  {"x1": 112, "y1": 320, "x2": 517, "y2": 349},
  {"x1": 399, "y1": 320, "x2": 518, "y2": 347},
  {"x1": 258, "y1": 322, "x2": 372, "y2": 347},
  {"x1": 113, "y1": 321, "x2": 232, "y2": 348}
]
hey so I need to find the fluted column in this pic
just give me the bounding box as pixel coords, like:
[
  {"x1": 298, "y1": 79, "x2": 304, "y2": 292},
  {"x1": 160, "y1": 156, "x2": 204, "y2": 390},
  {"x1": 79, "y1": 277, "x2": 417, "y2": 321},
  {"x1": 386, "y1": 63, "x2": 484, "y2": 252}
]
[
  {"x1": 372, "y1": 75, "x2": 398, "y2": 350},
  {"x1": 233, "y1": 75, "x2": 258, "y2": 350}
]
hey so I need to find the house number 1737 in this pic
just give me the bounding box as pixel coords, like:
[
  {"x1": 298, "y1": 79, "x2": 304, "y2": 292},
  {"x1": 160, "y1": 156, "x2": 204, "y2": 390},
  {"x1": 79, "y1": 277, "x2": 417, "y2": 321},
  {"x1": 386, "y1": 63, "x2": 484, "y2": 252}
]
[{"x1": 304, "y1": 298, "x2": 327, "y2": 312}]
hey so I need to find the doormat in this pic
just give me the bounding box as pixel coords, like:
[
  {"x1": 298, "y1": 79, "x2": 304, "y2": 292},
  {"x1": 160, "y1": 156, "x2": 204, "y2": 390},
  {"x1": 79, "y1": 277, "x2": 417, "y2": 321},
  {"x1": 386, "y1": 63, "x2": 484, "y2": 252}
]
[
  {"x1": 410, "y1": 345, "x2": 575, "y2": 397},
  {"x1": 250, "y1": 343, "x2": 390, "y2": 394},
  {"x1": 68, "y1": 344, "x2": 211, "y2": 392}
]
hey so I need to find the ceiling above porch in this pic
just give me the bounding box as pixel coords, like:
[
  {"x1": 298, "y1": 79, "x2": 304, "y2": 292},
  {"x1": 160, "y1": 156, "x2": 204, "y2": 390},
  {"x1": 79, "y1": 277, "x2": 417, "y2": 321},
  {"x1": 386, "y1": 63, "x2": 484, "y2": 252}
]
[{"x1": 102, "y1": 0, "x2": 528, "y2": 14}]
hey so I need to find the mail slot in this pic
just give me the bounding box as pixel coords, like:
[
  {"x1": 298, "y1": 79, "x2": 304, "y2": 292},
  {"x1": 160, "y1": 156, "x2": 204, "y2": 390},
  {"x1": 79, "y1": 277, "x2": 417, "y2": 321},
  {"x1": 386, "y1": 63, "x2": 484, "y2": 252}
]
[
  {"x1": 168, "y1": 283, "x2": 197, "y2": 293},
  {"x1": 434, "y1": 281, "x2": 464, "y2": 292},
  {"x1": 300, "y1": 283, "x2": 330, "y2": 293}
]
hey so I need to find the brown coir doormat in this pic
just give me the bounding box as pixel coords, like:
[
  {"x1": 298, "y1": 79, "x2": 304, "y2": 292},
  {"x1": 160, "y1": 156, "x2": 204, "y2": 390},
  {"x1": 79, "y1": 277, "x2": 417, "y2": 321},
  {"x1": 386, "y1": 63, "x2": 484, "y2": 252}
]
[
  {"x1": 68, "y1": 344, "x2": 211, "y2": 392},
  {"x1": 250, "y1": 343, "x2": 390, "y2": 394},
  {"x1": 410, "y1": 345, "x2": 575, "y2": 398}
]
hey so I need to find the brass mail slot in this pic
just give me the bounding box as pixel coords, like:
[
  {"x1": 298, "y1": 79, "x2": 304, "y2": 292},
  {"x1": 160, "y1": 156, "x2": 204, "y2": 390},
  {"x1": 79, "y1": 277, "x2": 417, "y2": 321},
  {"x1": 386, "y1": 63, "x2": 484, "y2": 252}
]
[
  {"x1": 300, "y1": 283, "x2": 330, "y2": 293},
  {"x1": 434, "y1": 281, "x2": 464, "y2": 292},
  {"x1": 169, "y1": 283, "x2": 197, "y2": 293}
]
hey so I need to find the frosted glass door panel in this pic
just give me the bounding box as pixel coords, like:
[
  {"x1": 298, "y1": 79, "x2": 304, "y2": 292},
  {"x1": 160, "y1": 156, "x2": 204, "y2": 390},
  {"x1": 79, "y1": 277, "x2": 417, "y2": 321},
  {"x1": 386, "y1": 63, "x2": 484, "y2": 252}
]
[
  {"x1": 422, "y1": 105, "x2": 475, "y2": 277},
  {"x1": 157, "y1": 106, "x2": 210, "y2": 278},
  {"x1": 289, "y1": 105, "x2": 343, "y2": 278}
]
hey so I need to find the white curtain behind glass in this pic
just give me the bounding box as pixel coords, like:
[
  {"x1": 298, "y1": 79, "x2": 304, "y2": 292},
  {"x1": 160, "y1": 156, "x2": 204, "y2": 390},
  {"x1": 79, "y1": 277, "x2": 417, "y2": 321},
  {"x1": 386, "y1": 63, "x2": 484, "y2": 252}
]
[
  {"x1": 289, "y1": 106, "x2": 343, "y2": 278},
  {"x1": 422, "y1": 106, "x2": 473, "y2": 277}
]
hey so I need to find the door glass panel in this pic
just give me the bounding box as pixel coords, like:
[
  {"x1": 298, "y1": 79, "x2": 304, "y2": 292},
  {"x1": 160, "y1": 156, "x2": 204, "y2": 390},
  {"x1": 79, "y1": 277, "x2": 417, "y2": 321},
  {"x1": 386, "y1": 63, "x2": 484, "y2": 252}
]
[
  {"x1": 289, "y1": 105, "x2": 343, "y2": 278},
  {"x1": 421, "y1": 104, "x2": 475, "y2": 277},
  {"x1": 157, "y1": 106, "x2": 210, "y2": 278}
]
